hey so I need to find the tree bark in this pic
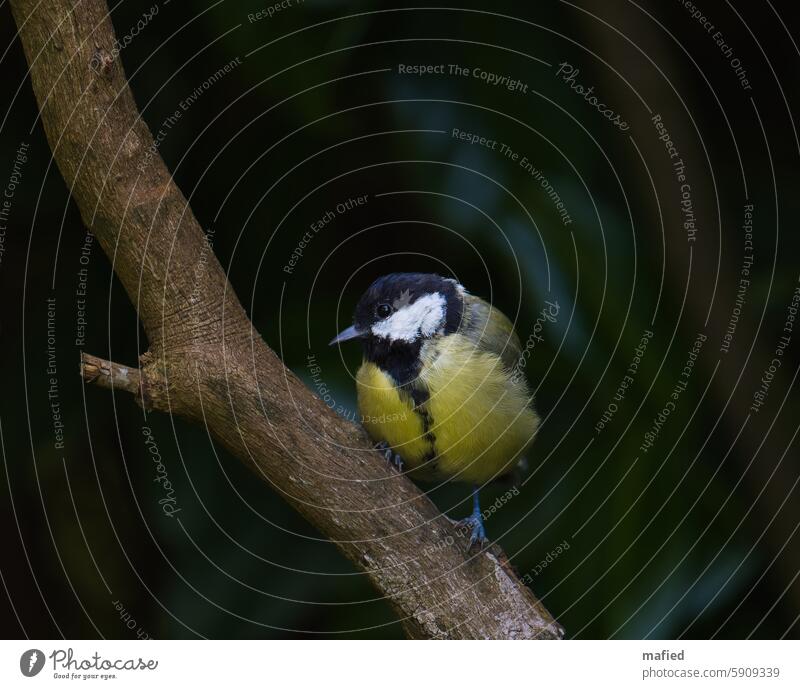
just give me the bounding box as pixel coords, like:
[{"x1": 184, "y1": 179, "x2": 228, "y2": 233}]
[{"x1": 10, "y1": 0, "x2": 563, "y2": 639}]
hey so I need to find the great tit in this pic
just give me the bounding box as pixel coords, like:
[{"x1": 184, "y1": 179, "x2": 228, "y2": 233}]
[{"x1": 330, "y1": 272, "x2": 539, "y2": 548}]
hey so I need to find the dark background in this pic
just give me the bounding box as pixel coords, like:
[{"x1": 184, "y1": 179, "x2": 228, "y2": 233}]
[{"x1": 1, "y1": 0, "x2": 799, "y2": 638}]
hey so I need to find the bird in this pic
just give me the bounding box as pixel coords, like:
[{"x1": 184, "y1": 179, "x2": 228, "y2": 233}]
[{"x1": 330, "y1": 272, "x2": 539, "y2": 548}]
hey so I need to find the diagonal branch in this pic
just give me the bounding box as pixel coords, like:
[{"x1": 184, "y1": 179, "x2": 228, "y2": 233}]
[{"x1": 12, "y1": 0, "x2": 563, "y2": 639}]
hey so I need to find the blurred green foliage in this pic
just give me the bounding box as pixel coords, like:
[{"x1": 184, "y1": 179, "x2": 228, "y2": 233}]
[{"x1": 1, "y1": 0, "x2": 798, "y2": 639}]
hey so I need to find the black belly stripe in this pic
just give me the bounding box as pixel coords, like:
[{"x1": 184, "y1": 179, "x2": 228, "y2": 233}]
[
  {"x1": 363, "y1": 336, "x2": 437, "y2": 463},
  {"x1": 404, "y1": 385, "x2": 437, "y2": 463}
]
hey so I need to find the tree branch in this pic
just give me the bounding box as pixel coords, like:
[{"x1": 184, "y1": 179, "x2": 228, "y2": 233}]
[
  {"x1": 12, "y1": 0, "x2": 563, "y2": 639},
  {"x1": 80, "y1": 353, "x2": 141, "y2": 396}
]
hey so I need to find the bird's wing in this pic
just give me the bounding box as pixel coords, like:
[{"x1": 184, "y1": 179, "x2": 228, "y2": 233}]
[{"x1": 460, "y1": 293, "x2": 523, "y2": 371}]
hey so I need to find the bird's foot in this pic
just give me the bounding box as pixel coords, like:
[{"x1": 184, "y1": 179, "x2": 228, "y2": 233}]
[
  {"x1": 457, "y1": 513, "x2": 488, "y2": 552},
  {"x1": 374, "y1": 441, "x2": 404, "y2": 472},
  {"x1": 457, "y1": 488, "x2": 488, "y2": 552}
]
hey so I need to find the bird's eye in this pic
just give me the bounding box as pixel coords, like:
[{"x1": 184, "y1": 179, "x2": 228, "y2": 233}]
[{"x1": 376, "y1": 303, "x2": 392, "y2": 319}]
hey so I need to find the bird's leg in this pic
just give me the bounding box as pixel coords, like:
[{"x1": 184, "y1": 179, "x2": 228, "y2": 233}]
[
  {"x1": 457, "y1": 487, "x2": 488, "y2": 551},
  {"x1": 374, "y1": 440, "x2": 404, "y2": 472}
]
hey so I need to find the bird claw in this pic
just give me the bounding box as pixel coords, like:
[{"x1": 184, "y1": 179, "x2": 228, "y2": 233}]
[
  {"x1": 374, "y1": 441, "x2": 404, "y2": 472},
  {"x1": 457, "y1": 514, "x2": 488, "y2": 552}
]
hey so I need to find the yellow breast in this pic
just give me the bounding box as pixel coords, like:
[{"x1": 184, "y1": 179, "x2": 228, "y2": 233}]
[
  {"x1": 356, "y1": 334, "x2": 539, "y2": 484},
  {"x1": 355, "y1": 362, "x2": 433, "y2": 465}
]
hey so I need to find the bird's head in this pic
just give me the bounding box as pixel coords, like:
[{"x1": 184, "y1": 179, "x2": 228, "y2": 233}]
[{"x1": 330, "y1": 273, "x2": 465, "y2": 350}]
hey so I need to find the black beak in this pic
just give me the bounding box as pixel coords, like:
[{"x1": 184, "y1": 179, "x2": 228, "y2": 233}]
[{"x1": 329, "y1": 325, "x2": 363, "y2": 346}]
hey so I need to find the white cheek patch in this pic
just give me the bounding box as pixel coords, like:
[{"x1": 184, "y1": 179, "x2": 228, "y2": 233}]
[{"x1": 372, "y1": 292, "x2": 446, "y2": 342}]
